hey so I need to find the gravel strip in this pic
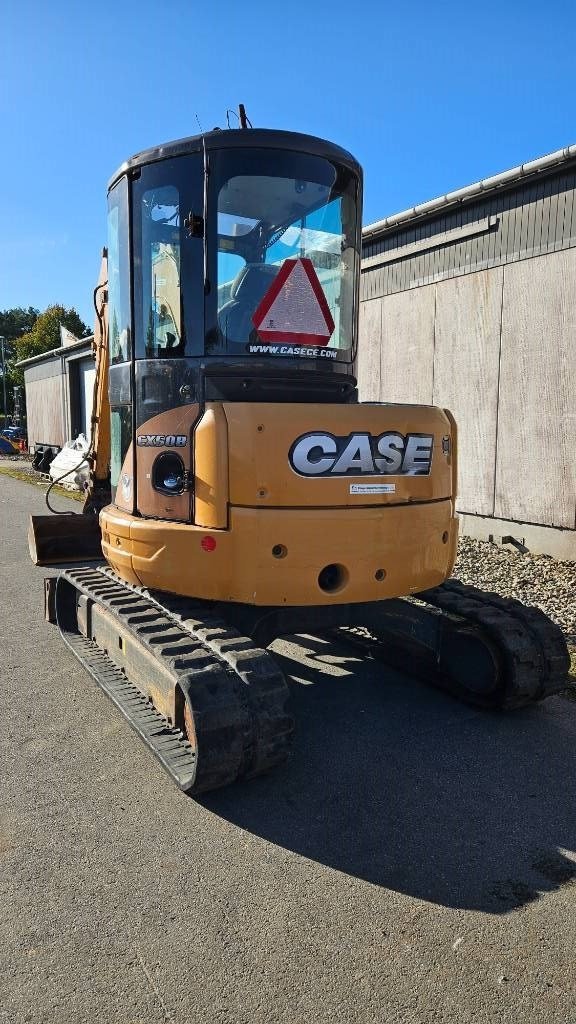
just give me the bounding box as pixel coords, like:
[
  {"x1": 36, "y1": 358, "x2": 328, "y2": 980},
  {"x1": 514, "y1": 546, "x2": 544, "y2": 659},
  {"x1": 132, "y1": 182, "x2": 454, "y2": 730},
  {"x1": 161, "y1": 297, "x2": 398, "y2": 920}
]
[
  {"x1": 0, "y1": 455, "x2": 33, "y2": 467},
  {"x1": 452, "y1": 535, "x2": 576, "y2": 648}
]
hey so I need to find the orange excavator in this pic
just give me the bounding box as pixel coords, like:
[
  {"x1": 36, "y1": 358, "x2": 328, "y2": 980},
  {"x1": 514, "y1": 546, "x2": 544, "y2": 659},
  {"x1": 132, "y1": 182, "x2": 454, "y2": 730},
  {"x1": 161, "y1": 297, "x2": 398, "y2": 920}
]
[{"x1": 29, "y1": 118, "x2": 570, "y2": 793}]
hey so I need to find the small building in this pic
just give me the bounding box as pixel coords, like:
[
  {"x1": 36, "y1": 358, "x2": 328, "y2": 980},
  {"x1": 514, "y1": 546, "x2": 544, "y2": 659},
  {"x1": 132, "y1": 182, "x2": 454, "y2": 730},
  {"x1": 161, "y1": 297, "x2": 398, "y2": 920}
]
[
  {"x1": 359, "y1": 144, "x2": 576, "y2": 559},
  {"x1": 18, "y1": 332, "x2": 95, "y2": 453}
]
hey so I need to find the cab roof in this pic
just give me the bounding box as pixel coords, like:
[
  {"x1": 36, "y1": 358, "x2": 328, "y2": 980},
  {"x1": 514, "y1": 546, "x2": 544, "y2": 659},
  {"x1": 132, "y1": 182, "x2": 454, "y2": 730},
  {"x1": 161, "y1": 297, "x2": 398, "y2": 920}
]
[{"x1": 108, "y1": 128, "x2": 361, "y2": 192}]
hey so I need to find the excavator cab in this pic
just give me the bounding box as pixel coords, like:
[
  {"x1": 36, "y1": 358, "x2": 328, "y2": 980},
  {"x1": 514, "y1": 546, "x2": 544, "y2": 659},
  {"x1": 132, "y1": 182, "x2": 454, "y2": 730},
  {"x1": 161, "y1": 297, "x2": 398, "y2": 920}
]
[{"x1": 106, "y1": 130, "x2": 361, "y2": 523}]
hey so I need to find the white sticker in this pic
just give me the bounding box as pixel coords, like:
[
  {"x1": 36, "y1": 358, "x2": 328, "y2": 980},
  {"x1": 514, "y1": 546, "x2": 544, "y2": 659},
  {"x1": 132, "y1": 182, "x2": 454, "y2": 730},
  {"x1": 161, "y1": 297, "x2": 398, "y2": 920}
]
[{"x1": 349, "y1": 483, "x2": 396, "y2": 495}]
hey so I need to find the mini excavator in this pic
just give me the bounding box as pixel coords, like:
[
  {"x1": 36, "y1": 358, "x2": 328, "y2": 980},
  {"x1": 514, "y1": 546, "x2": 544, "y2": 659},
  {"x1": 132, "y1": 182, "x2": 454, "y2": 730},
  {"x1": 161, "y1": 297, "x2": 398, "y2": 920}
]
[{"x1": 29, "y1": 118, "x2": 570, "y2": 794}]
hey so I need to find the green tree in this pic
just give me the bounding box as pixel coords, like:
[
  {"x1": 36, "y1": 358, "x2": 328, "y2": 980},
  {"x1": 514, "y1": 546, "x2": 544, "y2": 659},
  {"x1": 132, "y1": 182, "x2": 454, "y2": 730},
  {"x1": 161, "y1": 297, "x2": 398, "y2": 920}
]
[
  {"x1": 0, "y1": 306, "x2": 39, "y2": 345},
  {"x1": 0, "y1": 307, "x2": 39, "y2": 421},
  {"x1": 11, "y1": 305, "x2": 90, "y2": 391}
]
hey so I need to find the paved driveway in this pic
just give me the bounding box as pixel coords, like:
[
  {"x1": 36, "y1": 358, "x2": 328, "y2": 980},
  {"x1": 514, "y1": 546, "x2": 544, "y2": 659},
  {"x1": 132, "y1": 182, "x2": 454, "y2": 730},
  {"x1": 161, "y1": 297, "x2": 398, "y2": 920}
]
[{"x1": 1, "y1": 473, "x2": 575, "y2": 1023}]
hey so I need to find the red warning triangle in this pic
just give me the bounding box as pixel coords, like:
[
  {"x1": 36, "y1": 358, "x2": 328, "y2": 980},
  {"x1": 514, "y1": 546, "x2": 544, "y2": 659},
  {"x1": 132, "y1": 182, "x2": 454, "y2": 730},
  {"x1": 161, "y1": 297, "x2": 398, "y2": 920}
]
[{"x1": 252, "y1": 257, "x2": 335, "y2": 346}]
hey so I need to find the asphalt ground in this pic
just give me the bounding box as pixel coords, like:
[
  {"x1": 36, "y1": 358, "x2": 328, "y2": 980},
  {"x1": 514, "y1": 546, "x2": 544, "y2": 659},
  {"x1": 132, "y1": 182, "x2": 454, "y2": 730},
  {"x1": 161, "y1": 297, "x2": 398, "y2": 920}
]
[{"x1": 1, "y1": 473, "x2": 576, "y2": 1023}]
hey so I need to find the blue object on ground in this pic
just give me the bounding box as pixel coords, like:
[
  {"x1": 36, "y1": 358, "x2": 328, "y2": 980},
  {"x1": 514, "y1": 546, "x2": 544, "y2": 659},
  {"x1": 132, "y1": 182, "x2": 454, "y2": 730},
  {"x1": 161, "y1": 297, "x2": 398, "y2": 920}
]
[{"x1": 0, "y1": 434, "x2": 19, "y2": 454}]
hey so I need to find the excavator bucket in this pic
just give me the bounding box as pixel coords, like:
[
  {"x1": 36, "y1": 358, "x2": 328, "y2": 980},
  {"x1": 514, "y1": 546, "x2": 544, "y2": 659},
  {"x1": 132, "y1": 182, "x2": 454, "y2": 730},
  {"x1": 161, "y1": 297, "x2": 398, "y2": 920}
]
[{"x1": 28, "y1": 514, "x2": 102, "y2": 566}]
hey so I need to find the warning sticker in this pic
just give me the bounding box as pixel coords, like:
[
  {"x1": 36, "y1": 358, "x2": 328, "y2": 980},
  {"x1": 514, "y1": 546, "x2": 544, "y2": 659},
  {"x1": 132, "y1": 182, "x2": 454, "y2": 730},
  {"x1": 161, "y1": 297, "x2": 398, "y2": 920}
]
[
  {"x1": 349, "y1": 483, "x2": 396, "y2": 495},
  {"x1": 252, "y1": 257, "x2": 335, "y2": 346}
]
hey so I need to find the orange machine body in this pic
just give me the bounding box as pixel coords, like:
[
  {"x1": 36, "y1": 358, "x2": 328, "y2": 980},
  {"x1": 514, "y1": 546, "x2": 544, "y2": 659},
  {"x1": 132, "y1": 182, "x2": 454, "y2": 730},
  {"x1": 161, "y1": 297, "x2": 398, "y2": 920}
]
[{"x1": 101, "y1": 401, "x2": 458, "y2": 606}]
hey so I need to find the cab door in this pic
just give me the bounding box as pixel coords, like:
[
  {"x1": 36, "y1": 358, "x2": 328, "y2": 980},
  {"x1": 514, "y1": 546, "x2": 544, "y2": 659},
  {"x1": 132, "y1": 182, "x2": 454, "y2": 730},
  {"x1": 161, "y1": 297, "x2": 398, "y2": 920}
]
[{"x1": 131, "y1": 155, "x2": 204, "y2": 521}]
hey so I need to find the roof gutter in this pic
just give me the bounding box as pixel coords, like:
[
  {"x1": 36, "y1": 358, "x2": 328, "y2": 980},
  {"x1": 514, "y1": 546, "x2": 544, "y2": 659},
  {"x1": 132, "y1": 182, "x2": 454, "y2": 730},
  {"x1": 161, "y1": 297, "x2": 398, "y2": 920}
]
[
  {"x1": 363, "y1": 143, "x2": 576, "y2": 241},
  {"x1": 16, "y1": 336, "x2": 93, "y2": 369}
]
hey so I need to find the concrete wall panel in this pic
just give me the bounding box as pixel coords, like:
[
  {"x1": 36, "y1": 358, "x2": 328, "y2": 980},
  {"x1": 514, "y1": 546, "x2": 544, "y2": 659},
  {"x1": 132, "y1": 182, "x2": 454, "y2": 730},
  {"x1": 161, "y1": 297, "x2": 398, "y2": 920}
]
[
  {"x1": 378, "y1": 288, "x2": 435, "y2": 404},
  {"x1": 495, "y1": 249, "x2": 576, "y2": 528},
  {"x1": 433, "y1": 268, "x2": 503, "y2": 516},
  {"x1": 357, "y1": 299, "x2": 382, "y2": 400}
]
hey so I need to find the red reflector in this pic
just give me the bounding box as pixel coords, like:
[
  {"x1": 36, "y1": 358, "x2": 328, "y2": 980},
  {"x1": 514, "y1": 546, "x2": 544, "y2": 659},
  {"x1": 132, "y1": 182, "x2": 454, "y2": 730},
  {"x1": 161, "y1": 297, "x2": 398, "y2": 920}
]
[{"x1": 201, "y1": 536, "x2": 217, "y2": 552}]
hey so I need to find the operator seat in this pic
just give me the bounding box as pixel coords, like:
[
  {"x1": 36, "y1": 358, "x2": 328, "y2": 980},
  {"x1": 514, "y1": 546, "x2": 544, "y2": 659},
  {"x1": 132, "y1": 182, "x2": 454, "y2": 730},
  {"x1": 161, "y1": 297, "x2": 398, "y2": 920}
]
[{"x1": 219, "y1": 263, "x2": 279, "y2": 344}]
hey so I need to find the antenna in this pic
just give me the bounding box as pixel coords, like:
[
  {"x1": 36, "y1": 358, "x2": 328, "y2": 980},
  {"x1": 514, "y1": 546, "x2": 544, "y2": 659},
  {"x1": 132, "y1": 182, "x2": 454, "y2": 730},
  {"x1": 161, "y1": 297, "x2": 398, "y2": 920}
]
[
  {"x1": 239, "y1": 104, "x2": 248, "y2": 129},
  {"x1": 195, "y1": 113, "x2": 203, "y2": 134}
]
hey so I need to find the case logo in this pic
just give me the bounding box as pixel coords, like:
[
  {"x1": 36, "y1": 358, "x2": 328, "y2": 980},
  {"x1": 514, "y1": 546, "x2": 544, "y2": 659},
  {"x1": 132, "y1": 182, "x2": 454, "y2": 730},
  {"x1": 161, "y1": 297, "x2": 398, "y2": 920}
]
[
  {"x1": 136, "y1": 434, "x2": 187, "y2": 447},
  {"x1": 289, "y1": 432, "x2": 433, "y2": 477}
]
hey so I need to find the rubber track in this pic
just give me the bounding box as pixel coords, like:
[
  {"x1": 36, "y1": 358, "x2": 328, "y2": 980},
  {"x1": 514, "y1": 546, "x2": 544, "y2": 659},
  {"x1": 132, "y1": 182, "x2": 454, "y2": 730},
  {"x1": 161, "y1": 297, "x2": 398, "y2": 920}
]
[
  {"x1": 58, "y1": 567, "x2": 293, "y2": 793},
  {"x1": 337, "y1": 579, "x2": 570, "y2": 710},
  {"x1": 422, "y1": 579, "x2": 570, "y2": 704},
  {"x1": 62, "y1": 627, "x2": 198, "y2": 792},
  {"x1": 108, "y1": 570, "x2": 295, "y2": 782}
]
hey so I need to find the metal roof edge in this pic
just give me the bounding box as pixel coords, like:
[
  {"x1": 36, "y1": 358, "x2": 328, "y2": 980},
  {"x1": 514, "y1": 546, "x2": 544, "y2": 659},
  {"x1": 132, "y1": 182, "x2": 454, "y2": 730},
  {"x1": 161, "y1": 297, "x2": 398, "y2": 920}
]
[
  {"x1": 16, "y1": 336, "x2": 93, "y2": 368},
  {"x1": 108, "y1": 127, "x2": 361, "y2": 191},
  {"x1": 362, "y1": 143, "x2": 576, "y2": 240}
]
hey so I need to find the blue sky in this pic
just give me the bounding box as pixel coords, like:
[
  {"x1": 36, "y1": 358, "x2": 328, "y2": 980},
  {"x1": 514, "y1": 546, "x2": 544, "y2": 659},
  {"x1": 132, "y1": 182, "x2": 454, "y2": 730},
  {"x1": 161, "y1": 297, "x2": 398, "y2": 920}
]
[{"x1": 1, "y1": 0, "x2": 575, "y2": 328}]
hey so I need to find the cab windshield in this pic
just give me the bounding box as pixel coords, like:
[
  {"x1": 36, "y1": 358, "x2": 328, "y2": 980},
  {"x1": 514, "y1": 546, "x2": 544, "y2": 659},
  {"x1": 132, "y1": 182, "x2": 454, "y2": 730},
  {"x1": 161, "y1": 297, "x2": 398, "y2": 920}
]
[{"x1": 209, "y1": 149, "x2": 359, "y2": 361}]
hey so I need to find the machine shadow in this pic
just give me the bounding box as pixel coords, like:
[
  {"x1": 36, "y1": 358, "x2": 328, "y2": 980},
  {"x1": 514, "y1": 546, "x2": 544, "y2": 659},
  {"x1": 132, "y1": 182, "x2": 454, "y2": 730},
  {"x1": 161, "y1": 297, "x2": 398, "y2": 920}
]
[{"x1": 200, "y1": 633, "x2": 576, "y2": 914}]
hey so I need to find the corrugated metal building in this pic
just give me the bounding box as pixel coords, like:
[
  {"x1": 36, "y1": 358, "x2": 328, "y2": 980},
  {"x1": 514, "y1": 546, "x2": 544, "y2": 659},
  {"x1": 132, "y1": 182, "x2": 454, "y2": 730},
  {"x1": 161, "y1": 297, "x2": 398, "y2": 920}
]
[
  {"x1": 19, "y1": 334, "x2": 95, "y2": 453},
  {"x1": 359, "y1": 144, "x2": 576, "y2": 558}
]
